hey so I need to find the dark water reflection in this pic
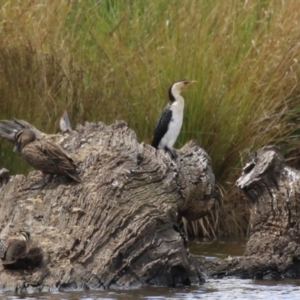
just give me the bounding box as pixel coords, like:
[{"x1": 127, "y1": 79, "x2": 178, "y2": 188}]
[
  {"x1": 3, "y1": 240, "x2": 300, "y2": 300},
  {"x1": 4, "y1": 280, "x2": 300, "y2": 300},
  {"x1": 189, "y1": 238, "x2": 247, "y2": 258}
]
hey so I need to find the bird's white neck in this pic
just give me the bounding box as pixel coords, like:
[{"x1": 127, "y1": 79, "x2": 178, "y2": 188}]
[{"x1": 172, "y1": 94, "x2": 185, "y2": 108}]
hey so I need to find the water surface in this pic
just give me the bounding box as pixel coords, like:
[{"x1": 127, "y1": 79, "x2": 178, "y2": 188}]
[{"x1": 3, "y1": 240, "x2": 300, "y2": 300}]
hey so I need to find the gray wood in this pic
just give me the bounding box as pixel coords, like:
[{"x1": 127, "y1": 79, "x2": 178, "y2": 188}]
[
  {"x1": 0, "y1": 120, "x2": 215, "y2": 291},
  {"x1": 201, "y1": 146, "x2": 300, "y2": 279}
]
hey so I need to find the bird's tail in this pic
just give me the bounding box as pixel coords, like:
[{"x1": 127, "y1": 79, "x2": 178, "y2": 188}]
[
  {"x1": 59, "y1": 111, "x2": 73, "y2": 133},
  {"x1": 151, "y1": 138, "x2": 159, "y2": 149},
  {"x1": 67, "y1": 170, "x2": 82, "y2": 184}
]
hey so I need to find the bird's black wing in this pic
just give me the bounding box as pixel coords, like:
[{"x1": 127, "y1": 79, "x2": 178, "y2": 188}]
[{"x1": 151, "y1": 104, "x2": 172, "y2": 148}]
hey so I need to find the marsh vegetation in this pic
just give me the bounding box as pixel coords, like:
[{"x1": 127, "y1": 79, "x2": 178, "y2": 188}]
[{"x1": 1, "y1": 0, "x2": 300, "y2": 237}]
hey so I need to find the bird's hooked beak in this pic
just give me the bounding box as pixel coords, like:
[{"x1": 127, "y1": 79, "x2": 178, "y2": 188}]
[
  {"x1": 183, "y1": 80, "x2": 197, "y2": 89},
  {"x1": 186, "y1": 80, "x2": 197, "y2": 86},
  {"x1": 13, "y1": 141, "x2": 20, "y2": 152}
]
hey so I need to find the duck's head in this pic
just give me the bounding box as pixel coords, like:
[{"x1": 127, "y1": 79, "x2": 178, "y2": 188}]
[
  {"x1": 20, "y1": 231, "x2": 31, "y2": 241},
  {"x1": 13, "y1": 129, "x2": 37, "y2": 152}
]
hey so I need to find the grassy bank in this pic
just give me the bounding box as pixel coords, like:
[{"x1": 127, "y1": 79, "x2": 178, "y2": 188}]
[{"x1": 1, "y1": 0, "x2": 300, "y2": 237}]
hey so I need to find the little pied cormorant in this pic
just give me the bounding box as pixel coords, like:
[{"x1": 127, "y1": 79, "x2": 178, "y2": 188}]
[{"x1": 151, "y1": 79, "x2": 196, "y2": 159}]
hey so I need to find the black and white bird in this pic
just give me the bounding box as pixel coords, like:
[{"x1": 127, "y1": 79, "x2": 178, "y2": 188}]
[{"x1": 151, "y1": 79, "x2": 196, "y2": 159}]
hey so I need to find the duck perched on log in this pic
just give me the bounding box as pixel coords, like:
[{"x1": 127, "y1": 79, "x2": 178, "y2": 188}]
[
  {"x1": 13, "y1": 129, "x2": 82, "y2": 189},
  {"x1": 0, "y1": 231, "x2": 43, "y2": 269}
]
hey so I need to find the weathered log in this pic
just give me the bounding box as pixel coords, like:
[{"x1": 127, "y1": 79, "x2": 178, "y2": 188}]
[
  {"x1": 202, "y1": 145, "x2": 300, "y2": 279},
  {"x1": 0, "y1": 120, "x2": 215, "y2": 291}
]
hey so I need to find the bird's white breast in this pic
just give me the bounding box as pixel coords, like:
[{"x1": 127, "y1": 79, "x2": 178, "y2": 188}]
[{"x1": 159, "y1": 97, "x2": 184, "y2": 149}]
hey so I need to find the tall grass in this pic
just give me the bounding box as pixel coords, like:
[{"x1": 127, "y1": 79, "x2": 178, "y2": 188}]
[{"x1": 1, "y1": 0, "x2": 300, "y2": 237}]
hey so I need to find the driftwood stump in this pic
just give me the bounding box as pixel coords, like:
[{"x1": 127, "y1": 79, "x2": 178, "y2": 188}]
[
  {"x1": 0, "y1": 121, "x2": 215, "y2": 291},
  {"x1": 203, "y1": 145, "x2": 300, "y2": 279}
]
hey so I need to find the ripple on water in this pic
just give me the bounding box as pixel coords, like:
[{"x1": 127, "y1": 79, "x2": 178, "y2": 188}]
[
  {"x1": 3, "y1": 279, "x2": 300, "y2": 300},
  {"x1": 3, "y1": 240, "x2": 300, "y2": 299}
]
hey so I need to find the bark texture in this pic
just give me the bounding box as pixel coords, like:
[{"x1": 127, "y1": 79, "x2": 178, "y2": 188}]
[
  {"x1": 202, "y1": 145, "x2": 300, "y2": 279},
  {"x1": 0, "y1": 120, "x2": 215, "y2": 291}
]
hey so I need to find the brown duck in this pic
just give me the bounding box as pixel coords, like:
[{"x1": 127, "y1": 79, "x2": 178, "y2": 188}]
[
  {"x1": 1, "y1": 231, "x2": 43, "y2": 269},
  {"x1": 14, "y1": 129, "x2": 82, "y2": 188}
]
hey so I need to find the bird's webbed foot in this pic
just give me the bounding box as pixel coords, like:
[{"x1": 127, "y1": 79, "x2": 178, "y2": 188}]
[
  {"x1": 23, "y1": 174, "x2": 53, "y2": 190},
  {"x1": 165, "y1": 147, "x2": 178, "y2": 160}
]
